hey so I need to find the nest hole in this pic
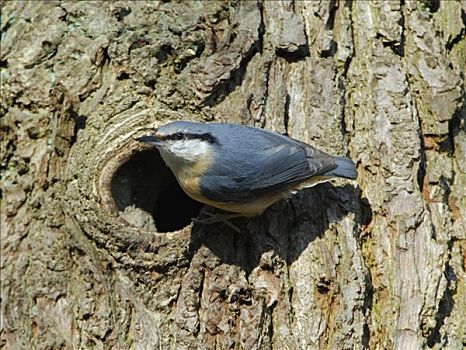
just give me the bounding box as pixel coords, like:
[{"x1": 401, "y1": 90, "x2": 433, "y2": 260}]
[{"x1": 110, "y1": 149, "x2": 203, "y2": 232}]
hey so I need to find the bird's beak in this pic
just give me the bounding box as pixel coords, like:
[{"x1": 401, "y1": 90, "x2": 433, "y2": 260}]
[{"x1": 137, "y1": 135, "x2": 162, "y2": 146}]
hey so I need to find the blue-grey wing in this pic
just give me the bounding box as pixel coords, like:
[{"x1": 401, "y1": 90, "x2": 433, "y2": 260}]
[{"x1": 200, "y1": 125, "x2": 337, "y2": 202}]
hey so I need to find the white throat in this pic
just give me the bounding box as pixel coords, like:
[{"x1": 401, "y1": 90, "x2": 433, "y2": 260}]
[{"x1": 158, "y1": 139, "x2": 210, "y2": 172}]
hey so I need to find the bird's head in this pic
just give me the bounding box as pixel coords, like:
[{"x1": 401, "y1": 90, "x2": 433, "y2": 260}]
[{"x1": 138, "y1": 121, "x2": 218, "y2": 170}]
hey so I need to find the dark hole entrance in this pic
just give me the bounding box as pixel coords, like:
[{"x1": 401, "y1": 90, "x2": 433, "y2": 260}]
[{"x1": 110, "y1": 149, "x2": 203, "y2": 232}]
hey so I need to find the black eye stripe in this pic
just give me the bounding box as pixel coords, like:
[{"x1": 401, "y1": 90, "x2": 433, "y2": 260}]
[
  {"x1": 164, "y1": 132, "x2": 183, "y2": 141},
  {"x1": 166, "y1": 132, "x2": 218, "y2": 144}
]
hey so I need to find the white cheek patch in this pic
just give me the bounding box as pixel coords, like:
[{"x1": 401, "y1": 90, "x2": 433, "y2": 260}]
[{"x1": 167, "y1": 139, "x2": 209, "y2": 163}]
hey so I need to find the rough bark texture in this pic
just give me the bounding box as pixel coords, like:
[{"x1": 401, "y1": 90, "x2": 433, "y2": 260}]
[{"x1": 1, "y1": 1, "x2": 465, "y2": 349}]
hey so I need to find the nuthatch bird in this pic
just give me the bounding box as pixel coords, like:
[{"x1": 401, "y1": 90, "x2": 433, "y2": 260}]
[{"x1": 138, "y1": 121, "x2": 357, "y2": 220}]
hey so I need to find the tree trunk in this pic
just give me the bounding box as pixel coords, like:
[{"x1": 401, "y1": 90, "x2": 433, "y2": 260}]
[{"x1": 1, "y1": 1, "x2": 465, "y2": 349}]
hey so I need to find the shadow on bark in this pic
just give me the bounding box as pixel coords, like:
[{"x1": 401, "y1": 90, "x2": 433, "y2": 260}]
[{"x1": 188, "y1": 183, "x2": 370, "y2": 274}]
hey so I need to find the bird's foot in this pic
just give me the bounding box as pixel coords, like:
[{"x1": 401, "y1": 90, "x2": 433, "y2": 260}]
[{"x1": 192, "y1": 210, "x2": 243, "y2": 232}]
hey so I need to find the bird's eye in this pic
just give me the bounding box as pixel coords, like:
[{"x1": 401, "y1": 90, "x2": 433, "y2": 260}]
[{"x1": 174, "y1": 133, "x2": 184, "y2": 140}]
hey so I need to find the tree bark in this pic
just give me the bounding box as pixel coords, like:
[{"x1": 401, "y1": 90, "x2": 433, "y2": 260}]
[{"x1": 1, "y1": 1, "x2": 465, "y2": 349}]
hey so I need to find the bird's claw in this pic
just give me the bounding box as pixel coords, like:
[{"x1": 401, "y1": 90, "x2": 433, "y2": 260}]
[{"x1": 192, "y1": 210, "x2": 242, "y2": 232}]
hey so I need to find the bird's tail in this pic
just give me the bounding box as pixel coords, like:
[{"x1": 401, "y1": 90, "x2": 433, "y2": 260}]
[{"x1": 324, "y1": 156, "x2": 357, "y2": 179}]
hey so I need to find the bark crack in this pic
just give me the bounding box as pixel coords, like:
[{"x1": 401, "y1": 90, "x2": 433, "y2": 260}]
[{"x1": 426, "y1": 250, "x2": 456, "y2": 348}]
